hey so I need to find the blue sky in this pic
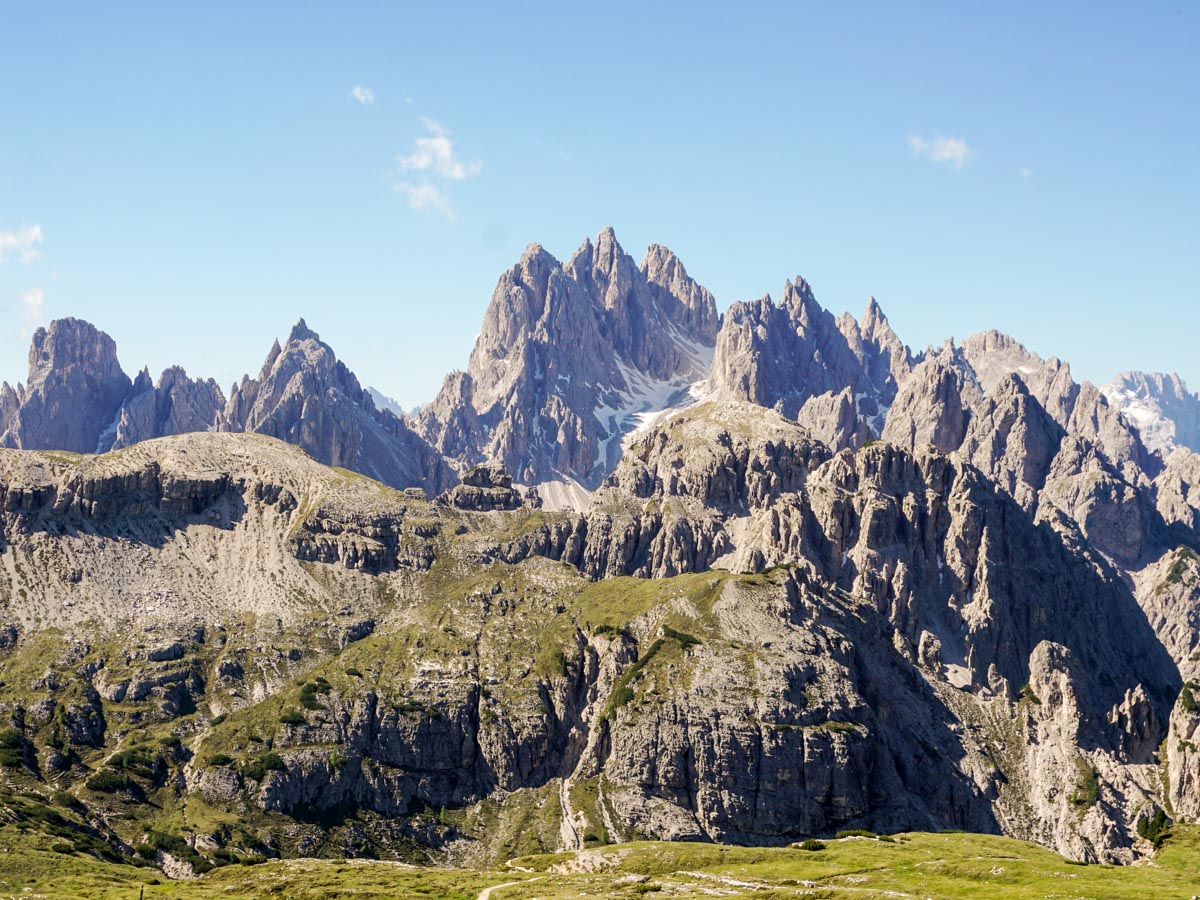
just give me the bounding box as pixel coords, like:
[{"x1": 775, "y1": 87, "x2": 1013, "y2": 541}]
[{"x1": 1, "y1": 2, "x2": 1196, "y2": 408}]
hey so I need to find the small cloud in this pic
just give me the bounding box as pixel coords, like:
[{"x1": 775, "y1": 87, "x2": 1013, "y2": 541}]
[
  {"x1": 909, "y1": 134, "x2": 973, "y2": 170},
  {"x1": 1020, "y1": 166, "x2": 1032, "y2": 179},
  {"x1": 403, "y1": 96, "x2": 414, "y2": 105},
  {"x1": 392, "y1": 119, "x2": 481, "y2": 219},
  {"x1": 0, "y1": 224, "x2": 43, "y2": 264},
  {"x1": 18, "y1": 287, "x2": 45, "y2": 341},
  {"x1": 397, "y1": 118, "x2": 482, "y2": 181},
  {"x1": 393, "y1": 182, "x2": 456, "y2": 220},
  {"x1": 350, "y1": 85, "x2": 374, "y2": 105}
]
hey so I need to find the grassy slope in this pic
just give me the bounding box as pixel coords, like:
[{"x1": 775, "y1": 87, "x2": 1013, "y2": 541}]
[{"x1": 3, "y1": 827, "x2": 1199, "y2": 899}]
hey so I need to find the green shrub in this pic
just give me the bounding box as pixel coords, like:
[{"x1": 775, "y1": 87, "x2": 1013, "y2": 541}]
[
  {"x1": 1138, "y1": 808, "x2": 1172, "y2": 849},
  {"x1": 50, "y1": 841, "x2": 74, "y2": 854},
  {"x1": 609, "y1": 685, "x2": 635, "y2": 710},
  {"x1": 0, "y1": 728, "x2": 26, "y2": 768},
  {"x1": 86, "y1": 770, "x2": 136, "y2": 793},
  {"x1": 798, "y1": 839, "x2": 826, "y2": 851},
  {"x1": 835, "y1": 829, "x2": 878, "y2": 839},
  {"x1": 144, "y1": 831, "x2": 213, "y2": 874},
  {"x1": 298, "y1": 685, "x2": 324, "y2": 710},
  {"x1": 1069, "y1": 759, "x2": 1100, "y2": 809},
  {"x1": 662, "y1": 625, "x2": 700, "y2": 648},
  {"x1": 605, "y1": 638, "x2": 666, "y2": 718},
  {"x1": 243, "y1": 752, "x2": 287, "y2": 783},
  {"x1": 1181, "y1": 684, "x2": 1198, "y2": 714},
  {"x1": 51, "y1": 791, "x2": 80, "y2": 810},
  {"x1": 206, "y1": 753, "x2": 235, "y2": 767},
  {"x1": 210, "y1": 713, "x2": 227, "y2": 726},
  {"x1": 279, "y1": 710, "x2": 305, "y2": 725},
  {"x1": 547, "y1": 649, "x2": 569, "y2": 677},
  {"x1": 345, "y1": 667, "x2": 363, "y2": 678},
  {"x1": 1166, "y1": 547, "x2": 1198, "y2": 584},
  {"x1": 107, "y1": 746, "x2": 157, "y2": 775}
]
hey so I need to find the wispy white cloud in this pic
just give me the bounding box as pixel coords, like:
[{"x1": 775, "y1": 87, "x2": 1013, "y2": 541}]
[
  {"x1": 393, "y1": 182, "x2": 456, "y2": 220},
  {"x1": 350, "y1": 85, "x2": 374, "y2": 105},
  {"x1": 392, "y1": 119, "x2": 481, "y2": 219},
  {"x1": 1020, "y1": 166, "x2": 1032, "y2": 179},
  {"x1": 397, "y1": 119, "x2": 482, "y2": 181},
  {"x1": 18, "y1": 287, "x2": 45, "y2": 341},
  {"x1": 0, "y1": 224, "x2": 43, "y2": 264},
  {"x1": 909, "y1": 134, "x2": 973, "y2": 170}
]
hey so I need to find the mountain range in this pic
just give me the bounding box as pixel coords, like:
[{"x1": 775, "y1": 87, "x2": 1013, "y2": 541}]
[{"x1": 0, "y1": 228, "x2": 1198, "y2": 875}]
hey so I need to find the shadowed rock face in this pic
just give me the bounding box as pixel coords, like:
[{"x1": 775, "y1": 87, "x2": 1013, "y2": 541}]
[
  {"x1": 110, "y1": 366, "x2": 226, "y2": 450},
  {"x1": 710, "y1": 280, "x2": 910, "y2": 430},
  {"x1": 414, "y1": 228, "x2": 719, "y2": 493},
  {"x1": 0, "y1": 318, "x2": 131, "y2": 453}
]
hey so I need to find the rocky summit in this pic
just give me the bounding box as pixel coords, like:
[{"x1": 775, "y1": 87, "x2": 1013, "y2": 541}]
[{"x1": 0, "y1": 230, "x2": 1198, "y2": 885}]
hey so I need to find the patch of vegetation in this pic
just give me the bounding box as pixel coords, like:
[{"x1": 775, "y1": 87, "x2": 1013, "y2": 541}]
[
  {"x1": 1180, "y1": 681, "x2": 1198, "y2": 714},
  {"x1": 835, "y1": 829, "x2": 878, "y2": 839},
  {"x1": 605, "y1": 639, "x2": 666, "y2": 718},
  {"x1": 575, "y1": 572, "x2": 730, "y2": 632},
  {"x1": 279, "y1": 710, "x2": 305, "y2": 725},
  {"x1": 393, "y1": 699, "x2": 440, "y2": 718},
  {"x1": 5, "y1": 827, "x2": 1200, "y2": 898},
  {"x1": 661, "y1": 625, "x2": 700, "y2": 649},
  {"x1": 206, "y1": 753, "x2": 235, "y2": 767},
  {"x1": 0, "y1": 728, "x2": 28, "y2": 768},
  {"x1": 107, "y1": 745, "x2": 158, "y2": 776},
  {"x1": 84, "y1": 770, "x2": 137, "y2": 794},
  {"x1": 141, "y1": 830, "x2": 214, "y2": 874},
  {"x1": 1165, "y1": 547, "x2": 1199, "y2": 585},
  {"x1": 298, "y1": 677, "x2": 332, "y2": 710},
  {"x1": 798, "y1": 839, "x2": 826, "y2": 851},
  {"x1": 1069, "y1": 758, "x2": 1100, "y2": 809},
  {"x1": 1018, "y1": 683, "x2": 1041, "y2": 705},
  {"x1": 1138, "y1": 808, "x2": 1172, "y2": 849},
  {"x1": 243, "y1": 752, "x2": 287, "y2": 783}
]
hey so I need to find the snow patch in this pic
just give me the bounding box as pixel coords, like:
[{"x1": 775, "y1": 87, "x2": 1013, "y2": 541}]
[{"x1": 591, "y1": 335, "x2": 716, "y2": 468}]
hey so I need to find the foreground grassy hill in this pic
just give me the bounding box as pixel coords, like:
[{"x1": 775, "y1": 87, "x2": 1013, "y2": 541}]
[{"x1": 2, "y1": 825, "x2": 1198, "y2": 899}]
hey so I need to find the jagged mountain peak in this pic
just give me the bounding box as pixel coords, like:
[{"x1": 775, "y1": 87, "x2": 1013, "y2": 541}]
[
  {"x1": 220, "y1": 323, "x2": 453, "y2": 494},
  {"x1": 131, "y1": 366, "x2": 154, "y2": 393},
  {"x1": 860, "y1": 295, "x2": 895, "y2": 337},
  {"x1": 782, "y1": 274, "x2": 819, "y2": 309},
  {"x1": 712, "y1": 275, "x2": 909, "y2": 431},
  {"x1": 287, "y1": 317, "x2": 320, "y2": 344},
  {"x1": 517, "y1": 240, "x2": 554, "y2": 268},
  {"x1": 26, "y1": 317, "x2": 126, "y2": 386},
  {"x1": 415, "y1": 228, "x2": 721, "y2": 498}
]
